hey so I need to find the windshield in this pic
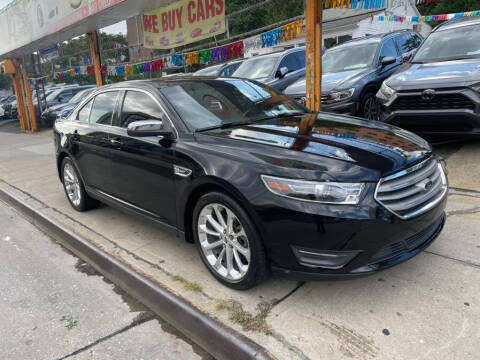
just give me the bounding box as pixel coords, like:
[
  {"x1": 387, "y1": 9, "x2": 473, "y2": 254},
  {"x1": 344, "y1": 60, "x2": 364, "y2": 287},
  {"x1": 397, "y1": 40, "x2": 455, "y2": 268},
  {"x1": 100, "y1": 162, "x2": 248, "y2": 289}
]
[
  {"x1": 323, "y1": 43, "x2": 378, "y2": 73},
  {"x1": 233, "y1": 56, "x2": 279, "y2": 80},
  {"x1": 413, "y1": 24, "x2": 480, "y2": 63},
  {"x1": 46, "y1": 89, "x2": 62, "y2": 102},
  {"x1": 160, "y1": 79, "x2": 306, "y2": 131},
  {"x1": 194, "y1": 64, "x2": 223, "y2": 76},
  {"x1": 70, "y1": 88, "x2": 93, "y2": 103}
]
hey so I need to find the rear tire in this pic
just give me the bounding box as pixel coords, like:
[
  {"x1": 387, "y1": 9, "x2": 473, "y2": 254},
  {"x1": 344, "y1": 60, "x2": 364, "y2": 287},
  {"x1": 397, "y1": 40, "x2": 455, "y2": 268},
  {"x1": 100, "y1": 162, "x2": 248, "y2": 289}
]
[
  {"x1": 61, "y1": 157, "x2": 99, "y2": 212},
  {"x1": 361, "y1": 92, "x2": 379, "y2": 121},
  {"x1": 192, "y1": 191, "x2": 268, "y2": 290}
]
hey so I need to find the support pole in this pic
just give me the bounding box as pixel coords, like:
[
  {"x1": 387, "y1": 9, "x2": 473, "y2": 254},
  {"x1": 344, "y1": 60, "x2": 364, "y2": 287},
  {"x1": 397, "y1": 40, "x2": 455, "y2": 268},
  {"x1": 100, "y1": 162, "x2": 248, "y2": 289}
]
[
  {"x1": 12, "y1": 69, "x2": 28, "y2": 131},
  {"x1": 305, "y1": 0, "x2": 322, "y2": 112},
  {"x1": 88, "y1": 31, "x2": 103, "y2": 87},
  {"x1": 21, "y1": 60, "x2": 37, "y2": 132}
]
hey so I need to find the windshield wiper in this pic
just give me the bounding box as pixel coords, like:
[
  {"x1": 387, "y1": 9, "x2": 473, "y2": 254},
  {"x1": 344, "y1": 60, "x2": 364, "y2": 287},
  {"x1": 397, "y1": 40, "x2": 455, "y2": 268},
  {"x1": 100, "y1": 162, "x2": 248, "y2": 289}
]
[{"x1": 195, "y1": 113, "x2": 305, "y2": 133}]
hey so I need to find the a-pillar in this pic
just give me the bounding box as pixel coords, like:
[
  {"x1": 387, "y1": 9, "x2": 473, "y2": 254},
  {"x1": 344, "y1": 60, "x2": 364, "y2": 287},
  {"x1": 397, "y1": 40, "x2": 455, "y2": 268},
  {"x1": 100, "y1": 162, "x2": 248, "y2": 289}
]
[
  {"x1": 88, "y1": 31, "x2": 103, "y2": 87},
  {"x1": 305, "y1": 0, "x2": 322, "y2": 112}
]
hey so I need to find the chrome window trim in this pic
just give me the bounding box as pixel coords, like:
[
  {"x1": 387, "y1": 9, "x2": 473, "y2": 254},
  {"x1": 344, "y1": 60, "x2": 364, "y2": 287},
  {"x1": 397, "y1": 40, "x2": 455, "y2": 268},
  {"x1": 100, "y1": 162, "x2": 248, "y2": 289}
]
[
  {"x1": 374, "y1": 159, "x2": 448, "y2": 220},
  {"x1": 71, "y1": 87, "x2": 179, "y2": 139}
]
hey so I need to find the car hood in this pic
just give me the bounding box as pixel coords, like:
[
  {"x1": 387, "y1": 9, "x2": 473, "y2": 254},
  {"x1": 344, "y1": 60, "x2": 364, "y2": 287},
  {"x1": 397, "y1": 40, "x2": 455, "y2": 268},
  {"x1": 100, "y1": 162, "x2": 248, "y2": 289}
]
[
  {"x1": 387, "y1": 59, "x2": 480, "y2": 90},
  {"x1": 283, "y1": 68, "x2": 370, "y2": 96},
  {"x1": 197, "y1": 113, "x2": 431, "y2": 181},
  {"x1": 46, "y1": 102, "x2": 71, "y2": 112}
]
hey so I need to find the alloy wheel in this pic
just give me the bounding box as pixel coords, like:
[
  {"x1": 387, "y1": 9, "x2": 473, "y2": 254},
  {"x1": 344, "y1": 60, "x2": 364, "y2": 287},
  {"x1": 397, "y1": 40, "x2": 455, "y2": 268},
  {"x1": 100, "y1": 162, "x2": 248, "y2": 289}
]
[
  {"x1": 197, "y1": 203, "x2": 251, "y2": 282},
  {"x1": 364, "y1": 97, "x2": 379, "y2": 120},
  {"x1": 63, "y1": 163, "x2": 81, "y2": 206}
]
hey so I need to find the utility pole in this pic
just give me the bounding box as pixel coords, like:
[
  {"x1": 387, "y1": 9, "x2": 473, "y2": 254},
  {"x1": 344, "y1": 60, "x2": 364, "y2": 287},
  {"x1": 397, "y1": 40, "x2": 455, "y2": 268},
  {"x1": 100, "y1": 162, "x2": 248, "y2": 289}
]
[
  {"x1": 305, "y1": 0, "x2": 322, "y2": 112},
  {"x1": 88, "y1": 31, "x2": 103, "y2": 87}
]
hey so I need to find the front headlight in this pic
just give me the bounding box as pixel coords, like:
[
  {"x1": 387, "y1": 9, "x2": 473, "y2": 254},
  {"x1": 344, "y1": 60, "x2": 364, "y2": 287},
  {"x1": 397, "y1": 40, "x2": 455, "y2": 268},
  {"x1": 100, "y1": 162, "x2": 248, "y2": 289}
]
[
  {"x1": 379, "y1": 82, "x2": 396, "y2": 99},
  {"x1": 325, "y1": 88, "x2": 355, "y2": 104},
  {"x1": 261, "y1": 175, "x2": 365, "y2": 205},
  {"x1": 471, "y1": 83, "x2": 480, "y2": 93}
]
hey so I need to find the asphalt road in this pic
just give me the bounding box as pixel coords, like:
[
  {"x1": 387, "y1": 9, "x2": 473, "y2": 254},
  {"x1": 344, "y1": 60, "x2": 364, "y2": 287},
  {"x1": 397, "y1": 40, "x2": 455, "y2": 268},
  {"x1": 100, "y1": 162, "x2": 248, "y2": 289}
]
[{"x1": 0, "y1": 199, "x2": 214, "y2": 360}]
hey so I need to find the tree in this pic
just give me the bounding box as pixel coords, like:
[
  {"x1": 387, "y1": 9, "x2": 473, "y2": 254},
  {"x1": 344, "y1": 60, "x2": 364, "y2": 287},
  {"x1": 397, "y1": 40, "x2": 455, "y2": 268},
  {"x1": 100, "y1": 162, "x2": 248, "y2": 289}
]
[
  {"x1": 417, "y1": 0, "x2": 480, "y2": 15},
  {"x1": 0, "y1": 74, "x2": 12, "y2": 90}
]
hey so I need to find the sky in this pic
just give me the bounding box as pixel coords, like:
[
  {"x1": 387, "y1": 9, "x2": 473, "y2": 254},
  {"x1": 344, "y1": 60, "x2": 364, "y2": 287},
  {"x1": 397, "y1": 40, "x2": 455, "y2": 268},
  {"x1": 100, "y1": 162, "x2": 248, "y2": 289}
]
[{"x1": 0, "y1": 0, "x2": 126, "y2": 34}]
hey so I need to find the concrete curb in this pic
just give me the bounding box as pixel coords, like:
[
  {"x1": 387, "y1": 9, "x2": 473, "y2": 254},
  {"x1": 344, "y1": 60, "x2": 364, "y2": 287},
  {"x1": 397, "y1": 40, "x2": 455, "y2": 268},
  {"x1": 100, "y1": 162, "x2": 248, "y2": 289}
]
[{"x1": 0, "y1": 187, "x2": 275, "y2": 360}]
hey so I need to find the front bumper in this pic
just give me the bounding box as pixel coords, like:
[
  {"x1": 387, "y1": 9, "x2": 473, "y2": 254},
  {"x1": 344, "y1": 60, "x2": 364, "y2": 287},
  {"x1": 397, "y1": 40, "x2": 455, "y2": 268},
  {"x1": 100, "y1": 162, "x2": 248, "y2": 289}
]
[
  {"x1": 288, "y1": 94, "x2": 357, "y2": 115},
  {"x1": 378, "y1": 87, "x2": 480, "y2": 136},
  {"x1": 254, "y1": 187, "x2": 447, "y2": 279}
]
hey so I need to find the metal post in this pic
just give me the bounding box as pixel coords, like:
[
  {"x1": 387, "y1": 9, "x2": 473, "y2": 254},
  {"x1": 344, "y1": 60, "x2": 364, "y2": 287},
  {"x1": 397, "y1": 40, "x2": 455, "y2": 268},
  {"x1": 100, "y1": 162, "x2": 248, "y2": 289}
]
[
  {"x1": 226, "y1": 18, "x2": 230, "y2": 39},
  {"x1": 88, "y1": 31, "x2": 103, "y2": 87},
  {"x1": 20, "y1": 59, "x2": 37, "y2": 132},
  {"x1": 305, "y1": 0, "x2": 322, "y2": 112}
]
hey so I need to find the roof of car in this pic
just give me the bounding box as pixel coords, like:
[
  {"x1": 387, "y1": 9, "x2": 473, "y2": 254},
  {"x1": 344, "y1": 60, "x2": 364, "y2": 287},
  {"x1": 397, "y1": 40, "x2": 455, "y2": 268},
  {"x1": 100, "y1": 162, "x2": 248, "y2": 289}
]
[
  {"x1": 434, "y1": 16, "x2": 480, "y2": 32},
  {"x1": 329, "y1": 30, "x2": 416, "y2": 50},
  {"x1": 101, "y1": 77, "x2": 251, "y2": 91},
  {"x1": 243, "y1": 46, "x2": 305, "y2": 61}
]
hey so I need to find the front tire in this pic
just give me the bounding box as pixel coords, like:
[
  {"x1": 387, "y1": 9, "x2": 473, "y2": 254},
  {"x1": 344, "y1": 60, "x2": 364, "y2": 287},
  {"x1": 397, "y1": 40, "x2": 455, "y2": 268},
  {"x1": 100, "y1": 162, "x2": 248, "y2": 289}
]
[
  {"x1": 361, "y1": 92, "x2": 379, "y2": 121},
  {"x1": 192, "y1": 191, "x2": 268, "y2": 290},
  {"x1": 61, "y1": 157, "x2": 98, "y2": 212}
]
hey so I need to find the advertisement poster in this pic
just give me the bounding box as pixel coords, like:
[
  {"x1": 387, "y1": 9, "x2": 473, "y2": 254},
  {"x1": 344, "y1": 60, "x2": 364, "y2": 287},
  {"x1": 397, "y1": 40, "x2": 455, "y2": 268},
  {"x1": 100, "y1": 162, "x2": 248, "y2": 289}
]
[
  {"x1": 143, "y1": 0, "x2": 226, "y2": 49},
  {"x1": 0, "y1": 0, "x2": 126, "y2": 56}
]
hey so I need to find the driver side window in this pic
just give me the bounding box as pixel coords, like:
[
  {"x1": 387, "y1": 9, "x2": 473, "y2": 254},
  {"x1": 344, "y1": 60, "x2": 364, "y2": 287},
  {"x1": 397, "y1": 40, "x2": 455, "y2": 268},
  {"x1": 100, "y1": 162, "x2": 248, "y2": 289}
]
[
  {"x1": 116, "y1": 91, "x2": 167, "y2": 128},
  {"x1": 278, "y1": 53, "x2": 300, "y2": 73},
  {"x1": 378, "y1": 39, "x2": 399, "y2": 63}
]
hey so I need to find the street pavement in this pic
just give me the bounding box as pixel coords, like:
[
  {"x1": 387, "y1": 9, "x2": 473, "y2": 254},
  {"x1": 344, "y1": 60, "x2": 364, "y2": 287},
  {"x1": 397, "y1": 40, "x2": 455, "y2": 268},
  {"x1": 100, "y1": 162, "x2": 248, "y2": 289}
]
[
  {"x1": 0, "y1": 121, "x2": 479, "y2": 359},
  {"x1": 0, "y1": 198, "x2": 214, "y2": 360}
]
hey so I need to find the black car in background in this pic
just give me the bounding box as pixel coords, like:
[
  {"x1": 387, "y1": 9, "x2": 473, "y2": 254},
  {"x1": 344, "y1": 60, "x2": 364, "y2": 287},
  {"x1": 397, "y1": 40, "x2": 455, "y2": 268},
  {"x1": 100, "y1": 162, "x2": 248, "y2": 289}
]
[
  {"x1": 41, "y1": 86, "x2": 95, "y2": 126},
  {"x1": 377, "y1": 17, "x2": 480, "y2": 137},
  {"x1": 54, "y1": 78, "x2": 447, "y2": 289},
  {"x1": 193, "y1": 59, "x2": 244, "y2": 77},
  {"x1": 233, "y1": 47, "x2": 306, "y2": 91},
  {"x1": 284, "y1": 31, "x2": 423, "y2": 120}
]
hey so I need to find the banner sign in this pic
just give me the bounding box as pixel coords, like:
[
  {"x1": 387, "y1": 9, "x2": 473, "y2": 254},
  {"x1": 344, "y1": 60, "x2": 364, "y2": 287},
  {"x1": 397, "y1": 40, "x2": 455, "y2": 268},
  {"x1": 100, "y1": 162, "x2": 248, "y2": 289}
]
[
  {"x1": 143, "y1": 0, "x2": 226, "y2": 49},
  {"x1": 0, "y1": 0, "x2": 127, "y2": 57}
]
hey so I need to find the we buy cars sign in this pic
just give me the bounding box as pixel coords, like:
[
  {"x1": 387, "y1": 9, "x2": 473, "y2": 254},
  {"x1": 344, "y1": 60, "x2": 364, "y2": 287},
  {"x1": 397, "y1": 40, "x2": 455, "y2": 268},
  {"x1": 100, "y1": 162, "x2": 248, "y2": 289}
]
[{"x1": 142, "y1": 0, "x2": 225, "y2": 49}]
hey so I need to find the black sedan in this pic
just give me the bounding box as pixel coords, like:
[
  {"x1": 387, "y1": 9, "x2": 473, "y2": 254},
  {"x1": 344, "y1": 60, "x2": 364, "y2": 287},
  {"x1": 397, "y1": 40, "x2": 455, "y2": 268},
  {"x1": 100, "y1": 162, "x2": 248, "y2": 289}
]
[
  {"x1": 41, "y1": 87, "x2": 95, "y2": 126},
  {"x1": 54, "y1": 78, "x2": 448, "y2": 289}
]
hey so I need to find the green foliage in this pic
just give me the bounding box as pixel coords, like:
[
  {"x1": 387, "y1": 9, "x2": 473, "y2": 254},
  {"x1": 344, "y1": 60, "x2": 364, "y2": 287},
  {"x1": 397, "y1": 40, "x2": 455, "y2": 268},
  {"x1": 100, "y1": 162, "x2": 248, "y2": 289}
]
[
  {"x1": 0, "y1": 74, "x2": 12, "y2": 90},
  {"x1": 417, "y1": 0, "x2": 480, "y2": 15}
]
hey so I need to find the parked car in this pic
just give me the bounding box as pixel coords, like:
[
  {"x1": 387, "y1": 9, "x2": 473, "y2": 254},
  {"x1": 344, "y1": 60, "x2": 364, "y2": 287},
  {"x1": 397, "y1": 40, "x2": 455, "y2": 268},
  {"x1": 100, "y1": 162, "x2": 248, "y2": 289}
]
[
  {"x1": 0, "y1": 104, "x2": 4, "y2": 118},
  {"x1": 193, "y1": 60, "x2": 244, "y2": 77},
  {"x1": 233, "y1": 47, "x2": 305, "y2": 91},
  {"x1": 3, "y1": 96, "x2": 17, "y2": 118},
  {"x1": 377, "y1": 17, "x2": 480, "y2": 137},
  {"x1": 41, "y1": 86, "x2": 95, "y2": 126},
  {"x1": 284, "y1": 31, "x2": 423, "y2": 120},
  {"x1": 54, "y1": 78, "x2": 447, "y2": 289}
]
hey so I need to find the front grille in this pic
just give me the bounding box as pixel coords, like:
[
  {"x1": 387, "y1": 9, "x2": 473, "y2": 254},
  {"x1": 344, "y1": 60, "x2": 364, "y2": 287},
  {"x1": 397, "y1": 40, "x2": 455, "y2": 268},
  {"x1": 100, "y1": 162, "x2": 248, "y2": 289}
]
[
  {"x1": 295, "y1": 97, "x2": 306, "y2": 106},
  {"x1": 321, "y1": 95, "x2": 328, "y2": 104},
  {"x1": 391, "y1": 93, "x2": 475, "y2": 111},
  {"x1": 369, "y1": 215, "x2": 444, "y2": 264},
  {"x1": 375, "y1": 157, "x2": 448, "y2": 219}
]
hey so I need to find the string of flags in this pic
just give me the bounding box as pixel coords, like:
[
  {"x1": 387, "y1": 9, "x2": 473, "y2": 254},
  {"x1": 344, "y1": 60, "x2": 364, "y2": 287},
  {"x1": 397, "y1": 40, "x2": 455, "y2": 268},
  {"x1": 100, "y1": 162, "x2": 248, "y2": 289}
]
[
  {"x1": 29, "y1": 18, "x2": 305, "y2": 84},
  {"x1": 324, "y1": 0, "x2": 387, "y2": 9},
  {"x1": 370, "y1": 9, "x2": 480, "y2": 23}
]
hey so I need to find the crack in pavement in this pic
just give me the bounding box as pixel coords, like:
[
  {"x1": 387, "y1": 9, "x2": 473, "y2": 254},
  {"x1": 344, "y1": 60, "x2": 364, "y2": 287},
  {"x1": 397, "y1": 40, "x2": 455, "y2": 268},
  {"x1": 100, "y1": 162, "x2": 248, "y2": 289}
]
[
  {"x1": 449, "y1": 186, "x2": 480, "y2": 194},
  {"x1": 423, "y1": 250, "x2": 480, "y2": 269},
  {"x1": 446, "y1": 207, "x2": 480, "y2": 218},
  {"x1": 271, "y1": 281, "x2": 305, "y2": 307},
  {"x1": 54, "y1": 312, "x2": 156, "y2": 360}
]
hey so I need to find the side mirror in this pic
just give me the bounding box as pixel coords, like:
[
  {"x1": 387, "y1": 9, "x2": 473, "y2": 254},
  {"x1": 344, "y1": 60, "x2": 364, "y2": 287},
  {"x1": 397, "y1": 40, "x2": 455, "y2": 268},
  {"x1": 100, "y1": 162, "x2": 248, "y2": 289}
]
[
  {"x1": 127, "y1": 119, "x2": 173, "y2": 139},
  {"x1": 381, "y1": 57, "x2": 396, "y2": 67},
  {"x1": 401, "y1": 52, "x2": 413, "y2": 62},
  {"x1": 276, "y1": 66, "x2": 289, "y2": 78},
  {"x1": 57, "y1": 96, "x2": 64, "y2": 102}
]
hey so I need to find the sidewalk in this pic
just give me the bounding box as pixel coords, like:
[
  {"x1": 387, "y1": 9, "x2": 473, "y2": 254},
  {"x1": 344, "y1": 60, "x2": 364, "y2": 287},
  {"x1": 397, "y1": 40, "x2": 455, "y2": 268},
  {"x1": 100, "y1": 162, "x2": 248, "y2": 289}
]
[
  {"x1": 0, "y1": 199, "x2": 213, "y2": 360},
  {"x1": 1, "y1": 122, "x2": 479, "y2": 360}
]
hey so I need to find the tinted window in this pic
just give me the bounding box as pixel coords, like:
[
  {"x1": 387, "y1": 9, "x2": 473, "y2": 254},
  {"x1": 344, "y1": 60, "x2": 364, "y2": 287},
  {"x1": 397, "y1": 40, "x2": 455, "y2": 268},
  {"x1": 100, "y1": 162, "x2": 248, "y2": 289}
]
[
  {"x1": 90, "y1": 91, "x2": 119, "y2": 125},
  {"x1": 77, "y1": 99, "x2": 93, "y2": 122},
  {"x1": 296, "y1": 51, "x2": 306, "y2": 68},
  {"x1": 378, "y1": 39, "x2": 398, "y2": 62},
  {"x1": 395, "y1": 33, "x2": 420, "y2": 54},
  {"x1": 59, "y1": 89, "x2": 74, "y2": 102},
  {"x1": 279, "y1": 53, "x2": 300, "y2": 72},
  {"x1": 117, "y1": 91, "x2": 166, "y2": 128}
]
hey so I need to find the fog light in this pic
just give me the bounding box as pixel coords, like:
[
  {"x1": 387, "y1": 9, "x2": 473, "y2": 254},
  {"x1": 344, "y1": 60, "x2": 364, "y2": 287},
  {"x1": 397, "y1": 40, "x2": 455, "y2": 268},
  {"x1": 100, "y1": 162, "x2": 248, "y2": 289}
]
[{"x1": 291, "y1": 246, "x2": 361, "y2": 270}]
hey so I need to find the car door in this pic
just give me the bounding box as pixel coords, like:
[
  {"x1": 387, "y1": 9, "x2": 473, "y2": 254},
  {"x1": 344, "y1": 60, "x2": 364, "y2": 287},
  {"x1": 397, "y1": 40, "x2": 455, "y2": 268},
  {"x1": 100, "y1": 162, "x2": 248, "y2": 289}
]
[
  {"x1": 72, "y1": 90, "x2": 120, "y2": 193},
  {"x1": 376, "y1": 38, "x2": 401, "y2": 82},
  {"x1": 107, "y1": 89, "x2": 177, "y2": 226}
]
